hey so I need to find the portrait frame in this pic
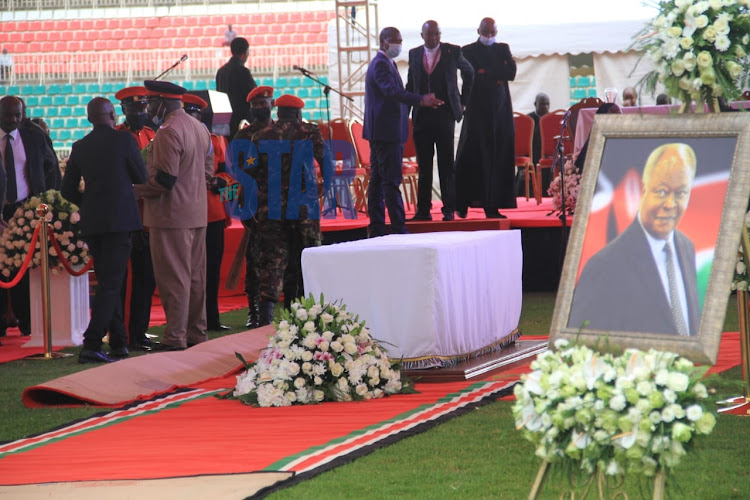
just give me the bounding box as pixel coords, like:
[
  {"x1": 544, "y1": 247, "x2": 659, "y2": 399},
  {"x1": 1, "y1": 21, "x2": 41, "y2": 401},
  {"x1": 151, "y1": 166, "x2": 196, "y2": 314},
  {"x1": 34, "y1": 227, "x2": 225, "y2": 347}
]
[{"x1": 550, "y1": 113, "x2": 750, "y2": 364}]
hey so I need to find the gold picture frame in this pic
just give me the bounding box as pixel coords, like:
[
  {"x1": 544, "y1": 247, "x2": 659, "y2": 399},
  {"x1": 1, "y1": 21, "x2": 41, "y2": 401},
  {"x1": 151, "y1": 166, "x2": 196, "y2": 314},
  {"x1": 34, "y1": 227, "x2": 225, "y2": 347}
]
[{"x1": 550, "y1": 113, "x2": 750, "y2": 364}]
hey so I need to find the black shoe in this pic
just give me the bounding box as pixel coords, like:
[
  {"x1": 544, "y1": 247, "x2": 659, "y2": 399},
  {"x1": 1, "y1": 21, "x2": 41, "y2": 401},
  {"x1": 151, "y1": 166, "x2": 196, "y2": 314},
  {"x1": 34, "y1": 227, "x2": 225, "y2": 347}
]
[
  {"x1": 246, "y1": 294, "x2": 260, "y2": 329},
  {"x1": 130, "y1": 337, "x2": 158, "y2": 350},
  {"x1": 109, "y1": 347, "x2": 130, "y2": 359},
  {"x1": 0, "y1": 329, "x2": 6, "y2": 338},
  {"x1": 456, "y1": 209, "x2": 468, "y2": 219},
  {"x1": 259, "y1": 300, "x2": 276, "y2": 327},
  {"x1": 208, "y1": 325, "x2": 231, "y2": 332},
  {"x1": 409, "y1": 213, "x2": 432, "y2": 221},
  {"x1": 484, "y1": 209, "x2": 507, "y2": 219},
  {"x1": 442, "y1": 212, "x2": 455, "y2": 221},
  {"x1": 21, "y1": 330, "x2": 31, "y2": 337},
  {"x1": 78, "y1": 348, "x2": 115, "y2": 364},
  {"x1": 151, "y1": 342, "x2": 185, "y2": 352}
]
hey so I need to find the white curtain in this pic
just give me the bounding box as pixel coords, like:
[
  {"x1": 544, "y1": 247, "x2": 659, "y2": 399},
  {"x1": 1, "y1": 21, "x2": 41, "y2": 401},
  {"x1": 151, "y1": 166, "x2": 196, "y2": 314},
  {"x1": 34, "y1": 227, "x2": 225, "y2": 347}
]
[
  {"x1": 510, "y1": 54, "x2": 570, "y2": 114},
  {"x1": 593, "y1": 50, "x2": 664, "y2": 106}
]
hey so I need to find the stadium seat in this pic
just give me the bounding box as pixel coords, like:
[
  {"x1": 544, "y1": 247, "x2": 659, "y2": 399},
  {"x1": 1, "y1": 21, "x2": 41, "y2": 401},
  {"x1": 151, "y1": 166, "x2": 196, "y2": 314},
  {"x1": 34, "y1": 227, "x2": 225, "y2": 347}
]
[
  {"x1": 49, "y1": 130, "x2": 58, "y2": 141},
  {"x1": 74, "y1": 107, "x2": 86, "y2": 117},
  {"x1": 66, "y1": 41, "x2": 81, "y2": 51},
  {"x1": 587, "y1": 88, "x2": 598, "y2": 98},
  {"x1": 194, "y1": 80, "x2": 208, "y2": 91},
  {"x1": 58, "y1": 130, "x2": 72, "y2": 141},
  {"x1": 66, "y1": 118, "x2": 78, "y2": 128},
  {"x1": 47, "y1": 84, "x2": 61, "y2": 95},
  {"x1": 66, "y1": 95, "x2": 80, "y2": 105},
  {"x1": 577, "y1": 76, "x2": 591, "y2": 87},
  {"x1": 26, "y1": 96, "x2": 39, "y2": 107},
  {"x1": 288, "y1": 77, "x2": 302, "y2": 88},
  {"x1": 181, "y1": 81, "x2": 194, "y2": 91},
  {"x1": 572, "y1": 88, "x2": 586, "y2": 99},
  {"x1": 31, "y1": 107, "x2": 44, "y2": 118},
  {"x1": 20, "y1": 86, "x2": 34, "y2": 95},
  {"x1": 53, "y1": 96, "x2": 66, "y2": 106},
  {"x1": 61, "y1": 84, "x2": 73, "y2": 94},
  {"x1": 74, "y1": 83, "x2": 87, "y2": 94},
  {"x1": 40, "y1": 96, "x2": 53, "y2": 106},
  {"x1": 297, "y1": 88, "x2": 310, "y2": 98},
  {"x1": 7, "y1": 85, "x2": 20, "y2": 95},
  {"x1": 47, "y1": 108, "x2": 59, "y2": 117},
  {"x1": 51, "y1": 118, "x2": 64, "y2": 128},
  {"x1": 101, "y1": 83, "x2": 113, "y2": 93},
  {"x1": 59, "y1": 107, "x2": 71, "y2": 117},
  {"x1": 208, "y1": 80, "x2": 216, "y2": 90},
  {"x1": 73, "y1": 129, "x2": 86, "y2": 140}
]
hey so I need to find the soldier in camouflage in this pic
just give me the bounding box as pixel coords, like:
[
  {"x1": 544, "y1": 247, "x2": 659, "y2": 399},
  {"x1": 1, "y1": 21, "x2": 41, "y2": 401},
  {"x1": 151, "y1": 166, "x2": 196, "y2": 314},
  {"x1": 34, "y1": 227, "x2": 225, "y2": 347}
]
[
  {"x1": 250, "y1": 94, "x2": 325, "y2": 325},
  {"x1": 233, "y1": 86, "x2": 274, "y2": 328}
]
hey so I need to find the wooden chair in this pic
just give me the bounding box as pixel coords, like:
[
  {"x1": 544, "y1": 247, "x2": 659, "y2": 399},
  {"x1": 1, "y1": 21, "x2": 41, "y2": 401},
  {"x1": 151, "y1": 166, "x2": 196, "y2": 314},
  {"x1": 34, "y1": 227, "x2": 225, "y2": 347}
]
[
  {"x1": 347, "y1": 119, "x2": 371, "y2": 213},
  {"x1": 567, "y1": 97, "x2": 603, "y2": 144},
  {"x1": 401, "y1": 118, "x2": 419, "y2": 211},
  {"x1": 537, "y1": 109, "x2": 573, "y2": 190},
  {"x1": 513, "y1": 112, "x2": 540, "y2": 204}
]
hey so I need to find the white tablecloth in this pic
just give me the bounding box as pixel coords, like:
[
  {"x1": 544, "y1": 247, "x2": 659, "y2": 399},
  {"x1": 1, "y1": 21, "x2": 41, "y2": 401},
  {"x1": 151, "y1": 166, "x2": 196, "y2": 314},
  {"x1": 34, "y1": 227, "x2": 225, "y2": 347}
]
[{"x1": 302, "y1": 231, "x2": 523, "y2": 366}]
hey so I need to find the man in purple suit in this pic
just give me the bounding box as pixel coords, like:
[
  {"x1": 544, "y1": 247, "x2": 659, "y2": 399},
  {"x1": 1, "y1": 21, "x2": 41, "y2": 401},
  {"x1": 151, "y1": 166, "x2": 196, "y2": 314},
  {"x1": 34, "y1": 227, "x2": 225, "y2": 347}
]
[{"x1": 363, "y1": 27, "x2": 443, "y2": 237}]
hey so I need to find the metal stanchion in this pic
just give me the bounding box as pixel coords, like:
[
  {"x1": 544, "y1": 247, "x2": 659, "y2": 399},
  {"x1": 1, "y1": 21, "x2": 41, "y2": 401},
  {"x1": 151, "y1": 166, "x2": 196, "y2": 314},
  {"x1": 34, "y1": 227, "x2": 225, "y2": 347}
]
[{"x1": 28, "y1": 204, "x2": 72, "y2": 360}]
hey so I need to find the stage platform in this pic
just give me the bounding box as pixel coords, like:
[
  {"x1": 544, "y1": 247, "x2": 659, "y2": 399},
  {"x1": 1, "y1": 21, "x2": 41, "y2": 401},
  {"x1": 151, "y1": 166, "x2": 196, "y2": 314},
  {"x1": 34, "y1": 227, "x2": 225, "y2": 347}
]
[{"x1": 220, "y1": 197, "x2": 570, "y2": 294}]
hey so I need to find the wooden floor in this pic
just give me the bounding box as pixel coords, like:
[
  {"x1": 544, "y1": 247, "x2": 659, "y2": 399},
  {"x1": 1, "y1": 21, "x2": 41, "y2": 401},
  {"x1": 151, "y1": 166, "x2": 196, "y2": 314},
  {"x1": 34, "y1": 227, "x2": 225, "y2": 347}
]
[{"x1": 403, "y1": 339, "x2": 547, "y2": 383}]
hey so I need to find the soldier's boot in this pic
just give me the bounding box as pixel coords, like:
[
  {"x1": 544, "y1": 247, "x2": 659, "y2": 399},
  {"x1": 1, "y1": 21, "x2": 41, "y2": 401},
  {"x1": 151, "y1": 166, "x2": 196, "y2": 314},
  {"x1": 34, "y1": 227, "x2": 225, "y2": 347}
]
[
  {"x1": 246, "y1": 293, "x2": 260, "y2": 329},
  {"x1": 283, "y1": 283, "x2": 296, "y2": 310},
  {"x1": 258, "y1": 300, "x2": 275, "y2": 327}
]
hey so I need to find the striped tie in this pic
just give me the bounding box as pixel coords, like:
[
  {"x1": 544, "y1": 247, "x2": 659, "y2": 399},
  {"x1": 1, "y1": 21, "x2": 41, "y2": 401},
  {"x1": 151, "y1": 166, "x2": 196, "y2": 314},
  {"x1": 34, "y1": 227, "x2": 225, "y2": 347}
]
[{"x1": 664, "y1": 241, "x2": 689, "y2": 336}]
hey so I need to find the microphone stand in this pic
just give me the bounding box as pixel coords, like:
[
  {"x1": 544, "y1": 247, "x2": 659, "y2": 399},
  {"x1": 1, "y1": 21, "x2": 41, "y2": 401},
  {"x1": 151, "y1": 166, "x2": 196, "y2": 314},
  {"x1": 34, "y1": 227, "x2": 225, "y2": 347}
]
[
  {"x1": 154, "y1": 56, "x2": 188, "y2": 81},
  {"x1": 295, "y1": 66, "x2": 354, "y2": 217},
  {"x1": 552, "y1": 111, "x2": 571, "y2": 273}
]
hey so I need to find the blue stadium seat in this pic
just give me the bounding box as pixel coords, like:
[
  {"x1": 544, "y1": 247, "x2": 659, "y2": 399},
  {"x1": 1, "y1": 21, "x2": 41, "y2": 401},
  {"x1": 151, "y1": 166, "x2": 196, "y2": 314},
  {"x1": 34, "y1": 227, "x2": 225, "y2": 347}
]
[
  {"x1": 208, "y1": 80, "x2": 216, "y2": 90},
  {"x1": 20, "y1": 86, "x2": 33, "y2": 95},
  {"x1": 101, "y1": 83, "x2": 113, "y2": 93},
  {"x1": 577, "y1": 76, "x2": 591, "y2": 87},
  {"x1": 590, "y1": 77, "x2": 596, "y2": 87},
  {"x1": 59, "y1": 107, "x2": 71, "y2": 117},
  {"x1": 61, "y1": 84, "x2": 73, "y2": 94},
  {"x1": 30, "y1": 107, "x2": 44, "y2": 118},
  {"x1": 86, "y1": 83, "x2": 100, "y2": 94},
  {"x1": 73, "y1": 106, "x2": 87, "y2": 117},
  {"x1": 49, "y1": 130, "x2": 58, "y2": 141},
  {"x1": 0, "y1": 86, "x2": 5, "y2": 95},
  {"x1": 309, "y1": 87, "x2": 322, "y2": 98},
  {"x1": 66, "y1": 95, "x2": 80, "y2": 105},
  {"x1": 47, "y1": 84, "x2": 61, "y2": 95},
  {"x1": 33, "y1": 85, "x2": 46, "y2": 95},
  {"x1": 78, "y1": 117, "x2": 89, "y2": 127},
  {"x1": 51, "y1": 118, "x2": 64, "y2": 128},
  {"x1": 569, "y1": 77, "x2": 576, "y2": 87},
  {"x1": 275, "y1": 77, "x2": 288, "y2": 88},
  {"x1": 46, "y1": 108, "x2": 59, "y2": 117},
  {"x1": 40, "y1": 95, "x2": 52, "y2": 106},
  {"x1": 572, "y1": 88, "x2": 586, "y2": 99},
  {"x1": 587, "y1": 88, "x2": 598, "y2": 98},
  {"x1": 7, "y1": 85, "x2": 19, "y2": 95},
  {"x1": 74, "y1": 83, "x2": 86, "y2": 94},
  {"x1": 288, "y1": 77, "x2": 302, "y2": 88},
  {"x1": 53, "y1": 95, "x2": 66, "y2": 106},
  {"x1": 66, "y1": 118, "x2": 77, "y2": 128},
  {"x1": 25, "y1": 96, "x2": 39, "y2": 107},
  {"x1": 194, "y1": 80, "x2": 208, "y2": 91},
  {"x1": 53, "y1": 141, "x2": 65, "y2": 149},
  {"x1": 72, "y1": 129, "x2": 86, "y2": 140},
  {"x1": 58, "y1": 130, "x2": 71, "y2": 141},
  {"x1": 297, "y1": 88, "x2": 310, "y2": 98},
  {"x1": 182, "y1": 81, "x2": 194, "y2": 90}
]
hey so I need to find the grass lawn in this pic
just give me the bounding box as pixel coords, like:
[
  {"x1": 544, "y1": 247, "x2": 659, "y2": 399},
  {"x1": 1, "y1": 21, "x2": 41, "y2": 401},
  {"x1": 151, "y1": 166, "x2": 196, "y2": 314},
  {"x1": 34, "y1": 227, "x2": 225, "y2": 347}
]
[{"x1": 1, "y1": 293, "x2": 748, "y2": 499}]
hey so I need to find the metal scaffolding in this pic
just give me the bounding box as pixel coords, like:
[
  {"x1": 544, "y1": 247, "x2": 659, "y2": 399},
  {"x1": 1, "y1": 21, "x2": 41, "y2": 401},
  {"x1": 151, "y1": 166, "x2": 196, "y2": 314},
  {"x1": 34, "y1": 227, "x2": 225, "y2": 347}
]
[{"x1": 334, "y1": 0, "x2": 378, "y2": 121}]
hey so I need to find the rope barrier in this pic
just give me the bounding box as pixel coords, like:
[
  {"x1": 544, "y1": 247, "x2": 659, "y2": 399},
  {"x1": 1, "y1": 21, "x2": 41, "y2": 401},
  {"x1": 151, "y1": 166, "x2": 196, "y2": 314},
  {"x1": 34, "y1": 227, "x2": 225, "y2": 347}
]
[
  {"x1": 0, "y1": 224, "x2": 41, "y2": 289},
  {"x1": 46, "y1": 227, "x2": 94, "y2": 277}
]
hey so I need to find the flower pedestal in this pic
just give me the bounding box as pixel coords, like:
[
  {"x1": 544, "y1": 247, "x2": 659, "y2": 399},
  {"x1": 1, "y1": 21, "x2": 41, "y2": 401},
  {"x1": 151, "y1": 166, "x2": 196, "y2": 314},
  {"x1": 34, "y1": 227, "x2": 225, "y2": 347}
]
[{"x1": 24, "y1": 268, "x2": 89, "y2": 347}]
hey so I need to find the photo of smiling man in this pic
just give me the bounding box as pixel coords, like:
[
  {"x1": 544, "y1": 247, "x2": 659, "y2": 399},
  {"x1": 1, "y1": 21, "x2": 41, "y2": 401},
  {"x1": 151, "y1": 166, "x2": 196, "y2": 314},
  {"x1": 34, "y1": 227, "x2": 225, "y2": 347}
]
[{"x1": 568, "y1": 143, "x2": 700, "y2": 336}]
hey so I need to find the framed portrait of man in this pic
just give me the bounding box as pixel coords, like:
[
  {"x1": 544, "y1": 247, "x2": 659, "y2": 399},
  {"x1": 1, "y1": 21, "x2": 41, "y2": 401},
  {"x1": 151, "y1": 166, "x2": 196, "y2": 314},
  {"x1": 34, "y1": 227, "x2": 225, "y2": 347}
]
[{"x1": 550, "y1": 113, "x2": 750, "y2": 364}]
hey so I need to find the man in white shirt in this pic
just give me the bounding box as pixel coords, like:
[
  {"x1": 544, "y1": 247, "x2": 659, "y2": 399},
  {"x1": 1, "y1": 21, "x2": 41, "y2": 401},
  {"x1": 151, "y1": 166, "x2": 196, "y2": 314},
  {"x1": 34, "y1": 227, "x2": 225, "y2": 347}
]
[
  {"x1": 0, "y1": 49, "x2": 13, "y2": 82},
  {"x1": 568, "y1": 143, "x2": 699, "y2": 336}
]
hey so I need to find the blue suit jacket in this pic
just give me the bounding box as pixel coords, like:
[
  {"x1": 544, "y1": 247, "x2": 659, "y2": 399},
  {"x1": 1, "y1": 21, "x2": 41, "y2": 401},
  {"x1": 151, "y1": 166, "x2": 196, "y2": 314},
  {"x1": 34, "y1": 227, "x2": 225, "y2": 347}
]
[
  {"x1": 568, "y1": 220, "x2": 700, "y2": 336},
  {"x1": 61, "y1": 125, "x2": 147, "y2": 236},
  {"x1": 363, "y1": 51, "x2": 423, "y2": 144}
]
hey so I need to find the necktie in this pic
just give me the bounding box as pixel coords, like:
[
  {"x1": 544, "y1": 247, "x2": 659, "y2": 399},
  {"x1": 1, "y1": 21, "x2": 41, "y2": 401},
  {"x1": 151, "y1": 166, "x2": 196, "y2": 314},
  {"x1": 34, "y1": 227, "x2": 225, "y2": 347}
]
[
  {"x1": 664, "y1": 241, "x2": 689, "y2": 336},
  {"x1": 4, "y1": 134, "x2": 16, "y2": 204}
]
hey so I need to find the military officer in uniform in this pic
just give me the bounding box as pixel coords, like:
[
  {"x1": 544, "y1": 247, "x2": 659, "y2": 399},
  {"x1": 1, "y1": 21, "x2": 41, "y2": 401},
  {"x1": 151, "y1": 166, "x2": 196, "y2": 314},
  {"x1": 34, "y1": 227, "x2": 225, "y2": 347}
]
[
  {"x1": 114, "y1": 86, "x2": 158, "y2": 350},
  {"x1": 250, "y1": 94, "x2": 325, "y2": 325},
  {"x1": 233, "y1": 85, "x2": 274, "y2": 328},
  {"x1": 136, "y1": 80, "x2": 213, "y2": 350}
]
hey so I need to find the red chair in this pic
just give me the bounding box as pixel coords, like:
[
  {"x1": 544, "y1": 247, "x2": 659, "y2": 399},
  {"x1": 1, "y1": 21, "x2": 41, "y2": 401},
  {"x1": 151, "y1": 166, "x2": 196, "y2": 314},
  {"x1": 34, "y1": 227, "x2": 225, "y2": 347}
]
[
  {"x1": 567, "y1": 97, "x2": 603, "y2": 145},
  {"x1": 401, "y1": 119, "x2": 418, "y2": 211},
  {"x1": 513, "y1": 112, "x2": 540, "y2": 204},
  {"x1": 537, "y1": 109, "x2": 572, "y2": 191}
]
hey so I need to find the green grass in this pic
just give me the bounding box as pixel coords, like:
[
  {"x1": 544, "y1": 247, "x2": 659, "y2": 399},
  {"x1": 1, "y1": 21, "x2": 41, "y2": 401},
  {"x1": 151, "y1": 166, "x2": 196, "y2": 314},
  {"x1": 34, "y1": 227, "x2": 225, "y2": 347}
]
[{"x1": 0, "y1": 294, "x2": 748, "y2": 500}]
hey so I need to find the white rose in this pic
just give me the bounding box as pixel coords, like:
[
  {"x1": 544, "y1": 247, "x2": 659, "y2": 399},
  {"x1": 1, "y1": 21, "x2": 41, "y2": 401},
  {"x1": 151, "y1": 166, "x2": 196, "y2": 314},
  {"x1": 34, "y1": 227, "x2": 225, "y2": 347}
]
[
  {"x1": 303, "y1": 321, "x2": 315, "y2": 332},
  {"x1": 344, "y1": 342, "x2": 358, "y2": 355},
  {"x1": 313, "y1": 390, "x2": 325, "y2": 402},
  {"x1": 330, "y1": 362, "x2": 344, "y2": 377},
  {"x1": 322, "y1": 331, "x2": 334, "y2": 341},
  {"x1": 301, "y1": 351, "x2": 313, "y2": 362},
  {"x1": 314, "y1": 376, "x2": 323, "y2": 385},
  {"x1": 318, "y1": 341, "x2": 329, "y2": 352},
  {"x1": 714, "y1": 35, "x2": 730, "y2": 52},
  {"x1": 320, "y1": 313, "x2": 333, "y2": 324},
  {"x1": 355, "y1": 384, "x2": 368, "y2": 396},
  {"x1": 294, "y1": 377, "x2": 306, "y2": 389},
  {"x1": 330, "y1": 340, "x2": 344, "y2": 352},
  {"x1": 666, "y1": 372, "x2": 690, "y2": 392},
  {"x1": 295, "y1": 308, "x2": 308, "y2": 321}
]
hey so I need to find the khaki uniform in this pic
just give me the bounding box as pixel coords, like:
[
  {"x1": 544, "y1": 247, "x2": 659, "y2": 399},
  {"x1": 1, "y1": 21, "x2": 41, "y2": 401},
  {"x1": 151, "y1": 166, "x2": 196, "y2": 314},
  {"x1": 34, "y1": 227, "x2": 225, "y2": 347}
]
[
  {"x1": 250, "y1": 120, "x2": 323, "y2": 302},
  {"x1": 136, "y1": 109, "x2": 213, "y2": 348}
]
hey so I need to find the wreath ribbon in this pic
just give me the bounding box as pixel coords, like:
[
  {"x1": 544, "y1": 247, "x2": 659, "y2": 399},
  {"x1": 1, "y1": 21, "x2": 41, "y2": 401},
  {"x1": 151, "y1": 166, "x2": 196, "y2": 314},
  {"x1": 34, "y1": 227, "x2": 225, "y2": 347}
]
[{"x1": 0, "y1": 224, "x2": 41, "y2": 289}]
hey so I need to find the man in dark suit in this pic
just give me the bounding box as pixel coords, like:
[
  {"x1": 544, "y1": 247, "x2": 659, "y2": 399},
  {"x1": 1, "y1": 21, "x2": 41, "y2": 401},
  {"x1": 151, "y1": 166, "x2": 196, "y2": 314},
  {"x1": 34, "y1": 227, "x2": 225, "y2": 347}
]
[
  {"x1": 216, "y1": 37, "x2": 257, "y2": 139},
  {"x1": 455, "y1": 17, "x2": 517, "y2": 219},
  {"x1": 61, "y1": 98, "x2": 147, "y2": 363},
  {"x1": 363, "y1": 26, "x2": 443, "y2": 237},
  {"x1": 0, "y1": 95, "x2": 61, "y2": 338},
  {"x1": 406, "y1": 20, "x2": 474, "y2": 221},
  {"x1": 568, "y1": 143, "x2": 699, "y2": 336}
]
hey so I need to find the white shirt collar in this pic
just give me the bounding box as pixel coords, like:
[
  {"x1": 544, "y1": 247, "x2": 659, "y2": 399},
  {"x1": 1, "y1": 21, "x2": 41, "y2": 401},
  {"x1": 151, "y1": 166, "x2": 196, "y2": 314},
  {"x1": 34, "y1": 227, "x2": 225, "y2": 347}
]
[
  {"x1": 637, "y1": 212, "x2": 675, "y2": 252},
  {"x1": 0, "y1": 128, "x2": 19, "y2": 141},
  {"x1": 424, "y1": 43, "x2": 440, "y2": 55}
]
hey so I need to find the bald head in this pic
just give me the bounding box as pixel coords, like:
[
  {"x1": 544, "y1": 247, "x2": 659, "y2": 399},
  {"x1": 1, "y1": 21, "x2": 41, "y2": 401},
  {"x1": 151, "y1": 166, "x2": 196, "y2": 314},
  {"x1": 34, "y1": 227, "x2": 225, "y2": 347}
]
[
  {"x1": 478, "y1": 17, "x2": 497, "y2": 38},
  {"x1": 0, "y1": 95, "x2": 23, "y2": 133},
  {"x1": 87, "y1": 97, "x2": 116, "y2": 128},
  {"x1": 622, "y1": 86, "x2": 638, "y2": 107},
  {"x1": 421, "y1": 20, "x2": 441, "y2": 49}
]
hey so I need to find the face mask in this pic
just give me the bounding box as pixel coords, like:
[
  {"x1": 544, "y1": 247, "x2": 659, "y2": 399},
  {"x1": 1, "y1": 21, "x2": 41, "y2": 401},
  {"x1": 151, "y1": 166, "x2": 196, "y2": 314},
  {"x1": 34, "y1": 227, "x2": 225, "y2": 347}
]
[
  {"x1": 125, "y1": 112, "x2": 150, "y2": 131},
  {"x1": 253, "y1": 107, "x2": 271, "y2": 123},
  {"x1": 479, "y1": 35, "x2": 496, "y2": 46},
  {"x1": 386, "y1": 43, "x2": 402, "y2": 59},
  {"x1": 150, "y1": 101, "x2": 165, "y2": 127}
]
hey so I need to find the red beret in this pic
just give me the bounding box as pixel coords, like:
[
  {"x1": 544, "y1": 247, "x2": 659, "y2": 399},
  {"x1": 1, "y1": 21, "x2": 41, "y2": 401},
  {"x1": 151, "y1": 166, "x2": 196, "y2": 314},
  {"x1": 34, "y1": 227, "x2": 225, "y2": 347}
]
[
  {"x1": 114, "y1": 86, "x2": 149, "y2": 103},
  {"x1": 275, "y1": 94, "x2": 305, "y2": 109},
  {"x1": 182, "y1": 94, "x2": 208, "y2": 110},
  {"x1": 246, "y1": 86, "x2": 274, "y2": 103}
]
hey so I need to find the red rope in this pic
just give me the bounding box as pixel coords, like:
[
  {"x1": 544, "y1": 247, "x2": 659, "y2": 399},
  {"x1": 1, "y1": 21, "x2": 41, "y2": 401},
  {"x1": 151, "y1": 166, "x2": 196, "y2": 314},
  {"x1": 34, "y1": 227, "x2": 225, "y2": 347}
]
[
  {"x1": 46, "y1": 227, "x2": 94, "y2": 277},
  {"x1": 0, "y1": 224, "x2": 41, "y2": 289}
]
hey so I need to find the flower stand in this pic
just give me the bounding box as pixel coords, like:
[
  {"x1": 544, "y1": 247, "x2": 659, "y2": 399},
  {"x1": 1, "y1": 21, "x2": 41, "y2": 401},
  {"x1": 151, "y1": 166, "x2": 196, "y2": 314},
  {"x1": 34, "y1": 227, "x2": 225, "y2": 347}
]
[{"x1": 24, "y1": 268, "x2": 89, "y2": 347}]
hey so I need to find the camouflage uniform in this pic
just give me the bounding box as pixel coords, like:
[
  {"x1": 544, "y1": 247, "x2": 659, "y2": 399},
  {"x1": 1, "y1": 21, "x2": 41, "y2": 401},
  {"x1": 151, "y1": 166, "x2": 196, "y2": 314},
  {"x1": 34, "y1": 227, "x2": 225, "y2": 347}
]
[{"x1": 250, "y1": 119, "x2": 324, "y2": 303}]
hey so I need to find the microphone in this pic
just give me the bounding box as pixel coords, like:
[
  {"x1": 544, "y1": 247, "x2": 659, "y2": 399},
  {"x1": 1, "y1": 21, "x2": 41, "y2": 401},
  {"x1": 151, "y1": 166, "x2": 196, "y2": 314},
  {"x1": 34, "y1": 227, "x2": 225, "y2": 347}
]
[
  {"x1": 293, "y1": 65, "x2": 311, "y2": 75},
  {"x1": 180, "y1": 54, "x2": 188, "y2": 62}
]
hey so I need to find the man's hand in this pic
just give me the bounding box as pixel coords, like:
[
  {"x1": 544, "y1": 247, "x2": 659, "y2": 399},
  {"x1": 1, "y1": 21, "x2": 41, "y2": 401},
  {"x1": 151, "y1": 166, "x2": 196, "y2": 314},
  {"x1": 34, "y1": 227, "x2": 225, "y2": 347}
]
[{"x1": 420, "y1": 93, "x2": 444, "y2": 109}]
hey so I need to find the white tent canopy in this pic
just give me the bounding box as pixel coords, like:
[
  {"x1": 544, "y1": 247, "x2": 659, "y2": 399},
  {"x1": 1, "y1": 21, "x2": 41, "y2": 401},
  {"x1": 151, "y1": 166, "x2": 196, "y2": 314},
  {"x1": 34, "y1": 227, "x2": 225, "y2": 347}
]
[{"x1": 327, "y1": 1, "x2": 662, "y2": 117}]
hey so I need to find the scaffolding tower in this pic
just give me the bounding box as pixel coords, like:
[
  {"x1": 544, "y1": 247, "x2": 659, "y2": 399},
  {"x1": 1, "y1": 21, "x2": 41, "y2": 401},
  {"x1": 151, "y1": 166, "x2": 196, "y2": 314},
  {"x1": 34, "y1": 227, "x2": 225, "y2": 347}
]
[{"x1": 334, "y1": 0, "x2": 378, "y2": 121}]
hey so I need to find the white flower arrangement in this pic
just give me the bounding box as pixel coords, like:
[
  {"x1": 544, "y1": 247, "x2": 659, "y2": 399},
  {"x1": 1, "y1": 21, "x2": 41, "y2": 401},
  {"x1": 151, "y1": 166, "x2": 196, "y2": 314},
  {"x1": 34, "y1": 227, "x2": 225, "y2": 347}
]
[
  {"x1": 634, "y1": 0, "x2": 750, "y2": 105},
  {"x1": 731, "y1": 210, "x2": 750, "y2": 291},
  {"x1": 0, "y1": 189, "x2": 89, "y2": 278},
  {"x1": 232, "y1": 295, "x2": 415, "y2": 407},
  {"x1": 548, "y1": 158, "x2": 581, "y2": 215},
  {"x1": 513, "y1": 340, "x2": 716, "y2": 478}
]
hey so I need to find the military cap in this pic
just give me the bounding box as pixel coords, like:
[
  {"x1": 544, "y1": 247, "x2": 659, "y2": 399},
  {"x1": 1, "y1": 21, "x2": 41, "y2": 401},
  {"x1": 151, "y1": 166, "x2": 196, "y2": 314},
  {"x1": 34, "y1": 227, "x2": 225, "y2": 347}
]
[
  {"x1": 275, "y1": 94, "x2": 305, "y2": 109},
  {"x1": 246, "y1": 86, "x2": 274, "y2": 103},
  {"x1": 182, "y1": 93, "x2": 208, "y2": 111},
  {"x1": 114, "y1": 86, "x2": 149, "y2": 103},
  {"x1": 143, "y1": 80, "x2": 186, "y2": 99}
]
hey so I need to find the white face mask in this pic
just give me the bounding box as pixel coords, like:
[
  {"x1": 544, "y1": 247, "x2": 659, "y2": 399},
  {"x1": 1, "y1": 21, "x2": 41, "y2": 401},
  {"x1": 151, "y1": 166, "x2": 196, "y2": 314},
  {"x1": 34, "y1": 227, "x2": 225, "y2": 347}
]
[
  {"x1": 479, "y1": 35, "x2": 496, "y2": 46},
  {"x1": 150, "y1": 101, "x2": 165, "y2": 126},
  {"x1": 386, "y1": 43, "x2": 402, "y2": 59}
]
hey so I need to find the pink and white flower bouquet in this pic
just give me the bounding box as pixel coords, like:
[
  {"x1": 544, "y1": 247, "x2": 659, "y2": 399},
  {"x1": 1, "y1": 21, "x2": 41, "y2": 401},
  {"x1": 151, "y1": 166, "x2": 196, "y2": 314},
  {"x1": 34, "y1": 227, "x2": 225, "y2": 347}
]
[{"x1": 232, "y1": 295, "x2": 415, "y2": 407}]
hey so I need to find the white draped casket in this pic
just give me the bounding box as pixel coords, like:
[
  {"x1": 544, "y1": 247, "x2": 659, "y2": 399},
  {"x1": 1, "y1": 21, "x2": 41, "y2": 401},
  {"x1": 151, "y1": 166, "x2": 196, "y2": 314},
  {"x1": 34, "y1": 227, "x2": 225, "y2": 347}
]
[{"x1": 302, "y1": 231, "x2": 523, "y2": 368}]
